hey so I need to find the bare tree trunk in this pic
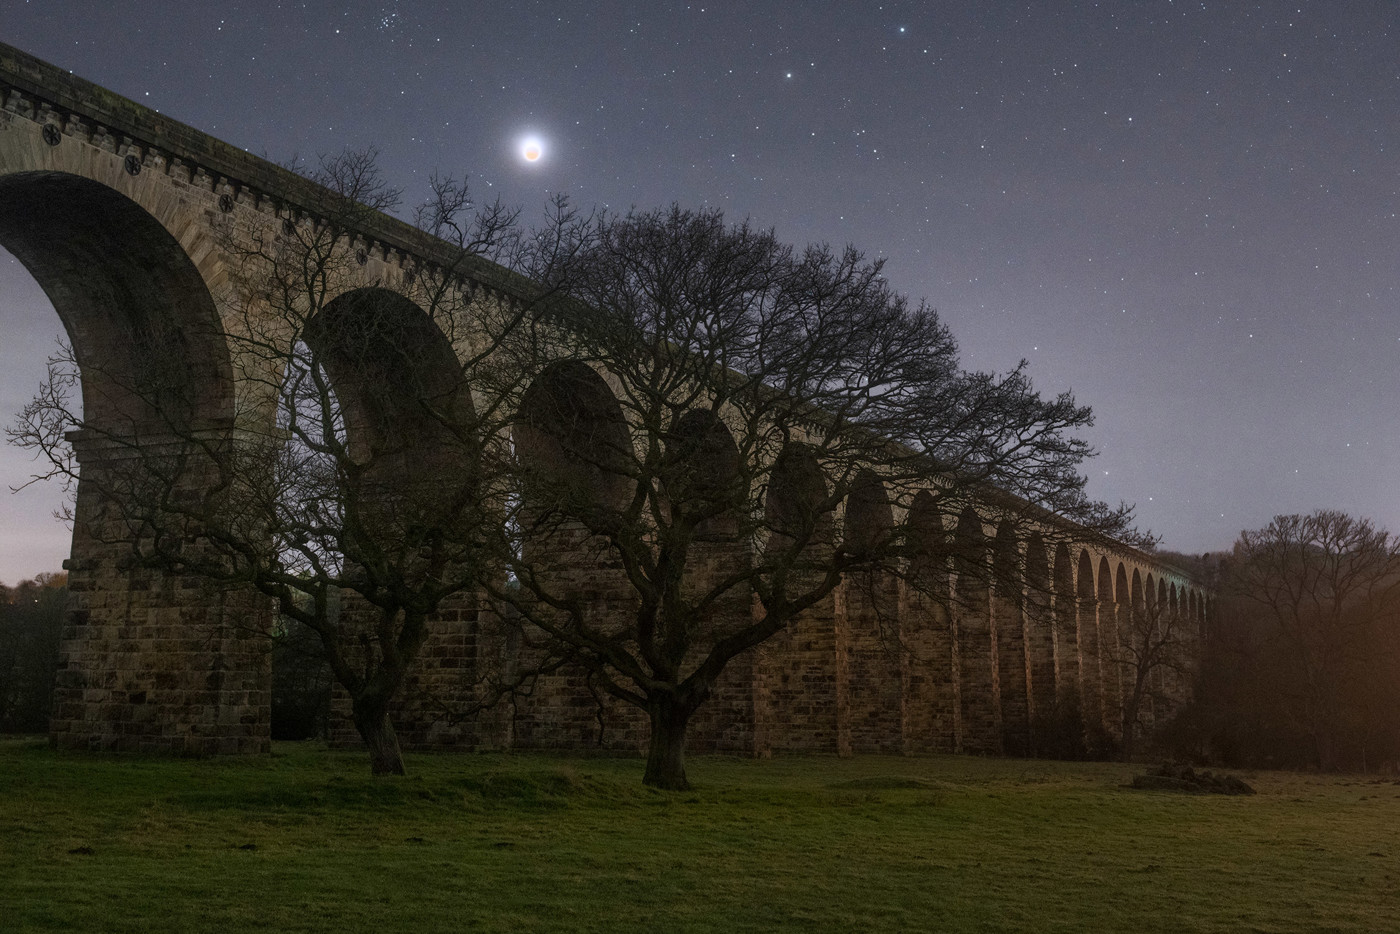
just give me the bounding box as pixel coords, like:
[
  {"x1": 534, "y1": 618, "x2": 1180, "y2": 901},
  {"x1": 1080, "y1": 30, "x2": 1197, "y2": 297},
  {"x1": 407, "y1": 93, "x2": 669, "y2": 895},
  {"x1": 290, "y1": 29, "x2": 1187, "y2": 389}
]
[
  {"x1": 644, "y1": 696, "x2": 692, "y2": 790},
  {"x1": 353, "y1": 702, "x2": 406, "y2": 776},
  {"x1": 1120, "y1": 708, "x2": 1138, "y2": 761}
]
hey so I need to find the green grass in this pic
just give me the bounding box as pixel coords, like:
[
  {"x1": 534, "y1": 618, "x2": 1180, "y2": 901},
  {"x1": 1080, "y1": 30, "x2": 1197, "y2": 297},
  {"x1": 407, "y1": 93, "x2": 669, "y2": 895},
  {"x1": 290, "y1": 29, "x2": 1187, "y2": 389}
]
[{"x1": 3, "y1": 738, "x2": 1398, "y2": 932}]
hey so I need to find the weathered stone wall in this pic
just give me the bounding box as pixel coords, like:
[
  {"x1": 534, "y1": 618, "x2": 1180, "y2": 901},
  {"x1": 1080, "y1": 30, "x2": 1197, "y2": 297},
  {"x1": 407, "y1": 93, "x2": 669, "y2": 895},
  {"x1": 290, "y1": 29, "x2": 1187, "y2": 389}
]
[
  {"x1": 371, "y1": 535, "x2": 1206, "y2": 763},
  {"x1": 51, "y1": 443, "x2": 271, "y2": 755}
]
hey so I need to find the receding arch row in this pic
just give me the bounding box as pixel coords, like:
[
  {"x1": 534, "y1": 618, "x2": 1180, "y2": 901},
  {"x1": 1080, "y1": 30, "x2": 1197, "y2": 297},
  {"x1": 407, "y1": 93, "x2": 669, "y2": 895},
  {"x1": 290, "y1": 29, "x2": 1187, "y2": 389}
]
[{"x1": 507, "y1": 365, "x2": 1206, "y2": 758}]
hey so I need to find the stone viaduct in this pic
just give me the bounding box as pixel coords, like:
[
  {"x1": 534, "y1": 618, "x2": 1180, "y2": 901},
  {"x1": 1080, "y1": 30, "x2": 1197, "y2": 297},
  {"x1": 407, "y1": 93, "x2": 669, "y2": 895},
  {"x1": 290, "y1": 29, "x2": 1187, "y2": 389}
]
[{"x1": 0, "y1": 43, "x2": 1206, "y2": 760}]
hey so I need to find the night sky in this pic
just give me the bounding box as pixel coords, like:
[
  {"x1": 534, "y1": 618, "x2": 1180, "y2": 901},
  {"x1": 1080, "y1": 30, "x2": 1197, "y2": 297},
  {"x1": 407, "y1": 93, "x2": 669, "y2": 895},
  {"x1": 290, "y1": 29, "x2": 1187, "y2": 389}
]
[{"x1": 1, "y1": 2, "x2": 1397, "y2": 582}]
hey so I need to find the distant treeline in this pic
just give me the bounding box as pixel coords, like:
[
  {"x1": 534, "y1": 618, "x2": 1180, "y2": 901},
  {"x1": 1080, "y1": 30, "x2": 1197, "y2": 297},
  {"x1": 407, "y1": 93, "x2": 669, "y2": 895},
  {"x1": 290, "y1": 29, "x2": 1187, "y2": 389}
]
[
  {"x1": 1163, "y1": 512, "x2": 1400, "y2": 773},
  {"x1": 0, "y1": 573, "x2": 66, "y2": 733}
]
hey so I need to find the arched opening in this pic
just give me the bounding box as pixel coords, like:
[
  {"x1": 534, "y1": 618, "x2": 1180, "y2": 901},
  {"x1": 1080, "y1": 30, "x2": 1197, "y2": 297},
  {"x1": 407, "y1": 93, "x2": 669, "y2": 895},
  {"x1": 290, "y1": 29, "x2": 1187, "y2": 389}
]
[
  {"x1": 764, "y1": 442, "x2": 832, "y2": 553},
  {"x1": 0, "y1": 246, "x2": 71, "y2": 579},
  {"x1": 0, "y1": 172, "x2": 233, "y2": 433},
  {"x1": 0, "y1": 170, "x2": 253, "y2": 754},
  {"x1": 665, "y1": 409, "x2": 744, "y2": 540},
  {"x1": 1113, "y1": 562, "x2": 1130, "y2": 737},
  {"x1": 760, "y1": 443, "x2": 840, "y2": 754},
  {"x1": 1096, "y1": 556, "x2": 1119, "y2": 739},
  {"x1": 841, "y1": 470, "x2": 900, "y2": 753},
  {"x1": 902, "y1": 490, "x2": 957, "y2": 753},
  {"x1": 1076, "y1": 549, "x2": 1102, "y2": 732},
  {"x1": 516, "y1": 360, "x2": 632, "y2": 519},
  {"x1": 1024, "y1": 532, "x2": 1054, "y2": 736},
  {"x1": 304, "y1": 288, "x2": 472, "y2": 463},
  {"x1": 301, "y1": 287, "x2": 478, "y2": 539},
  {"x1": 1052, "y1": 543, "x2": 1078, "y2": 710},
  {"x1": 297, "y1": 286, "x2": 482, "y2": 749},
  {"x1": 993, "y1": 521, "x2": 1029, "y2": 755},
  {"x1": 954, "y1": 508, "x2": 998, "y2": 753},
  {"x1": 1165, "y1": 583, "x2": 1182, "y2": 710},
  {"x1": 666, "y1": 409, "x2": 755, "y2": 754},
  {"x1": 510, "y1": 359, "x2": 638, "y2": 750},
  {"x1": 843, "y1": 469, "x2": 893, "y2": 557}
]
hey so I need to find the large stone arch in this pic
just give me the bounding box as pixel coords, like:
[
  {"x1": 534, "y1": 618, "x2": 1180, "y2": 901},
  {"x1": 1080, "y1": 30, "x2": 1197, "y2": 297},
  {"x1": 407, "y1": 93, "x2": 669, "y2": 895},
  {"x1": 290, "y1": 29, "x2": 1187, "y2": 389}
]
[
  {"x1": 758, "y1": 442, "x2": 839, "y2": 754},
  {"x1": 1052, "y1": 542, "x2": 1078, "y2": 713},
  {"x1": 510, "y1": 360, "x2": 641, "y2": 750},
  {"x1": 0, "y1": 168, "x2": 269, "y2": 754},
  {"x1": 841, "y1": 470, "x2": 901, "y2": 753},
  {"x1": 1126, "y1": 568, "x2": 1149, "y2": 733},
  {"x1": 516, "y1": 359, "x2": 633, "y2": 518},
  {"x1": 954, "y1": 507, "x2": 998, "y2": 753},
  {"x1": 1113, "y1": 562, "x2": 1131, "y2": 738},
  {"x1": 1096, "y1": 555, "x2": 1121, "y2": 740},
  {"x1": 1077, "y1": 549, "x2": 1102, "y2": 733},
  {"x1": 302, "y1": 286, "x2": 486, "y2": 750},
  {"x1": 669, "y1": 409, "x2": 757, "y2": 753},
  {"x1": 304, "y1": 287, "x2": 473, "y2": 466},
  {"x1": 902, "y1": 490, "x2": 957, "y2": 753},
  {"x1": 1024, "y1": 532, "x2": 1054, "y2": 737},
  {"x1": 1165, "y1": 582, "x2": 1182, "y2": 713},
  {"x1": 0, "y1": 171, "x2": 235, "y2": 432},
  {"x1": 993, "y1": 521, "x2": 1029, "y2": 755},
  {"x1": 764, "y1": 443, "x2": 832, "y2": 550}
]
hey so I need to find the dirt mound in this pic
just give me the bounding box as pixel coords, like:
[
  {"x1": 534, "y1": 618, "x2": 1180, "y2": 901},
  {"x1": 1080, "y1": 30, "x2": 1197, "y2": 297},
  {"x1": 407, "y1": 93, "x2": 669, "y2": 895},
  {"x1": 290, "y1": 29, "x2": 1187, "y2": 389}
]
[{"x1": 1130, "y1": 762, "x2": 1256, "y2": 795}]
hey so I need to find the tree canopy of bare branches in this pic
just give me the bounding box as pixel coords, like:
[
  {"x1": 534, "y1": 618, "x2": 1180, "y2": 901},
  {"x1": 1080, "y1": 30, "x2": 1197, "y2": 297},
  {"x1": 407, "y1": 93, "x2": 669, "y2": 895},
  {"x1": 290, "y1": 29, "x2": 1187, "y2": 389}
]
[{"x1": 494, "y1": 205, "x2": 1138, "y2": 788}]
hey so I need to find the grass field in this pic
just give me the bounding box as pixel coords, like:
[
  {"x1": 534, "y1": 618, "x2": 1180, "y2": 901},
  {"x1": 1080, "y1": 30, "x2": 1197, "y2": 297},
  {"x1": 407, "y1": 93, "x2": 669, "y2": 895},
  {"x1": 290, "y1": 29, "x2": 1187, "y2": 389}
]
[{"x1": 2, "y1": 737, "x2": 1397, "y2": 933}]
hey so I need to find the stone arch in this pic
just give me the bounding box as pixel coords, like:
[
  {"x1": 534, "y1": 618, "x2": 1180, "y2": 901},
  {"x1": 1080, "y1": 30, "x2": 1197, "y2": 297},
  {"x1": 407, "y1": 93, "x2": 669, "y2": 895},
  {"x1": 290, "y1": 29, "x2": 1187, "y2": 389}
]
[
  {"x1": 1052, "y1": 543, "x2": 1078, "y2": 710},
  {"x1": 1165, "y1": 582, "x2": 1182, "y2": 710},
  {"x1": 1113, "y1": 562, "x2": 1130, "y2": 737},
  {"x1": 0, "y1": 170, "x2": 262, "y2": 754},
  {"x1": 304, "y1": 286, "x2": 473, "y2": 467},
  {"x1": 666, "y1": 408, "x2": 744, "y2": 540},
  {"x1": 300, "y1": 286, "x2": 481, "y2": 749},
  {"x1": 993, "y1": 521, "x2": 1029, "y2": 755},
  {"x1": 953, "y1": 508, "x2": 989, "y2": 597},
  {"x1": 759, "y1": 442, "x2": 838, "y2": 754},
  {"x1": 841, "y1": 470, "x2": 901, "y2": 753},
  {"x1": 669, "y1": 410, "x2": 756, "y2": 753},
  {"x1": 510, "y1": 360, "x2": 638, "y2": 749},
  {"x1": 1096, "y1": 555, "x2": 1120, "y2": 739},
  {"x1": 516, "y1": 360, "x2": 632, "y2": 516},
  {"x1": 902, "y1": 490, "x2": 957, "y2": 753},
  {"x1": 954, "y1": 507, "x2": 997, "y2": 753},
  {"x1": 843, "y1": 469, "x2": 893, "y2": 556},
  {"x1": 0, "y1": 171, "x2": 234, "y2": 432},
  {"x1": 1144, "y1": 573, "x2": 1164, "y2": 720},
  {"x1": 765, "y1": 442, "x2": 832, "y2": 550},
  {"x1": 1024, "y1": 532, "x2": 1054, "y2": 735},
  {"x1": 1131, "y1": 568, "x2": 1146, "y2": 636},
  {"x1": 1076, "y1": 549, "x2": 1102, "y2": 731}
]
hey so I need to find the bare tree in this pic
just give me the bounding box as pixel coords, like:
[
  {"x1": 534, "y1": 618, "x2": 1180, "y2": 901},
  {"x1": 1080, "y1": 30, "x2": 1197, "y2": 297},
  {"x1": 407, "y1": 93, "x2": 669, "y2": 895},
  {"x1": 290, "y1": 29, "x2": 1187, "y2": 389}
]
[
  {"x1": 1118, "y1": 580, "x2": 1194, "y2": 759},
  {"x1": 495, "y1": 206, "x2": 1139, "y2": 789},
  {"x1": 9, "y1": 150, "x2": 587, "y2": 774}
]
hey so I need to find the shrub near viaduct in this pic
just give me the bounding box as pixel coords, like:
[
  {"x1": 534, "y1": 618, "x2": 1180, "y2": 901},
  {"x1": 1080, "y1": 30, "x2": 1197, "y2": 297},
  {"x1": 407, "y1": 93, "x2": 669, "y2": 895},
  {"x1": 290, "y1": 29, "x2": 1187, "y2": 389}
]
[{"x1": 0, "y1": 43, "x2": 1205, "y2": 761}]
